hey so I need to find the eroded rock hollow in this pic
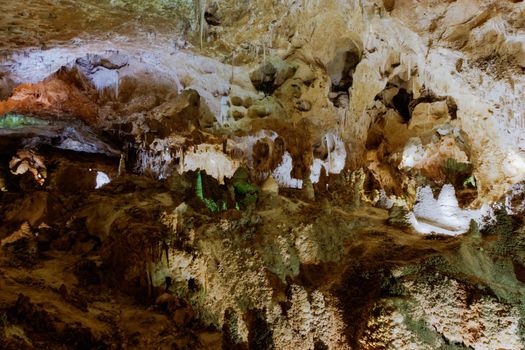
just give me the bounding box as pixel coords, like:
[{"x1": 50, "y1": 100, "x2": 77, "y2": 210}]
[{"x1": 1, "y1": 0, "x2": 525, "y2": 349}]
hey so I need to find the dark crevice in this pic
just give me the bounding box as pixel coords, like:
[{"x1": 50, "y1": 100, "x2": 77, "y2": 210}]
[
  {"x1": 247, "y1": 309, "x2": 274, "y2": 350},
  {"x1": 392, "y1": 88, "x2": 412, "y2": 122},
  {"x1": 328, "y1": 51, "x2": 360, "y2": 107}
]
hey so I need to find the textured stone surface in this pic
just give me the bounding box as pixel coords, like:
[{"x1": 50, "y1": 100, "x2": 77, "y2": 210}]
[{"x1": 1, "y1": 0, "x2": 525, "y2": 349}]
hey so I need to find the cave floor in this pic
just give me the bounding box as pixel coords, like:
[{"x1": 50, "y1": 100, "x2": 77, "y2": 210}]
[{"x1": 0, "y1": 149, "x2": 467, "y2": 349}]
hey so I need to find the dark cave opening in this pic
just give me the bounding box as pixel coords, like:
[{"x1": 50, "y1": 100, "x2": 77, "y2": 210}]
[
  {"x1": 328, "y1": 51, "x2": 360, "y2": 108},
  {"x1": 392, "y1": 87, "x2": 412, "y2": 122}
]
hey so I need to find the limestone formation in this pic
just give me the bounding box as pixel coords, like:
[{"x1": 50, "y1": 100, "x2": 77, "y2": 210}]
[{"x1": 0, "y1": 0, "x2": 524, "y2": 349}]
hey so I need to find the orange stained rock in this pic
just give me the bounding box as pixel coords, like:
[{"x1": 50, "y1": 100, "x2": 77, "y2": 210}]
[{"x1": 0, "y1": 78, "x2": 97, "y2": 123}]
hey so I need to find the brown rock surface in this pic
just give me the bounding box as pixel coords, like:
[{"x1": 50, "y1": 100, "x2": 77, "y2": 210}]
[{"x1": 0, "y1": 0, "x2": 525, "y2": 348}]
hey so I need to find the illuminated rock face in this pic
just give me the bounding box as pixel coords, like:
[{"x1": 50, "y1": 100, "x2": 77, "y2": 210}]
[
  {"x1": 408, "y1": 184, "x2": 490, "y2": 235},
  {"x1": 0, "y1": 0, "x2": 525, "y2": 349},
  {"x1": 2, "y1": 0, "x2": 523, "y2": 201}
]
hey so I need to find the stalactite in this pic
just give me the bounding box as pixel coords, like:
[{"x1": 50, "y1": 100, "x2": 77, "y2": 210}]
[{"x1": 200, "y1": 0, "x2": 206, "y2": 50}]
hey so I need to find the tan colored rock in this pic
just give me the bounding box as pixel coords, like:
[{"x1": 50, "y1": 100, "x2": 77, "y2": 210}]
[
  {"x1": 0, "y1": 174, "x2": 6, "y2": 192},
  {"x1": 409, "y1": 100, "x2": 450, "y2": 130},
  {"x1": 247, "y1": 97, "x2": 285, "y2": 119},
  {"x1": 406, "y1": 278, "x2": 523, "y2": 350},
  {"x1": 9, "y1": 150, "x2": 47, "y2": 186},
  {"x1": 1, "y1": 222, "x2": 32, "y2": 247},
  {"x1": 242, "y1": 95, "x2": 254, "y2": 108},
  {"x1": 504, "y1": 37, "x2": 525, "y2": 68},
  {"x1": 247, "y1": 104, "x2": 271, "y2": 118},
  {"x1": 295, "y1": 99, "x2": 312, "y2": 112},
  {"x1": 366, "y1": 150, "x2": 402, "y2": 195},
  {"x1": 261, "y1": 175, "x2": 279, "y2": 194},
  {"x1": 249, "y1": 58, "x2": 297, "y2": 93},
  {"x1": 231, "y1": 110, "x2": 244, "y2": 120},
  {"x1": 230, "y1": 95, "x2": 243, "y2": 106}
]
